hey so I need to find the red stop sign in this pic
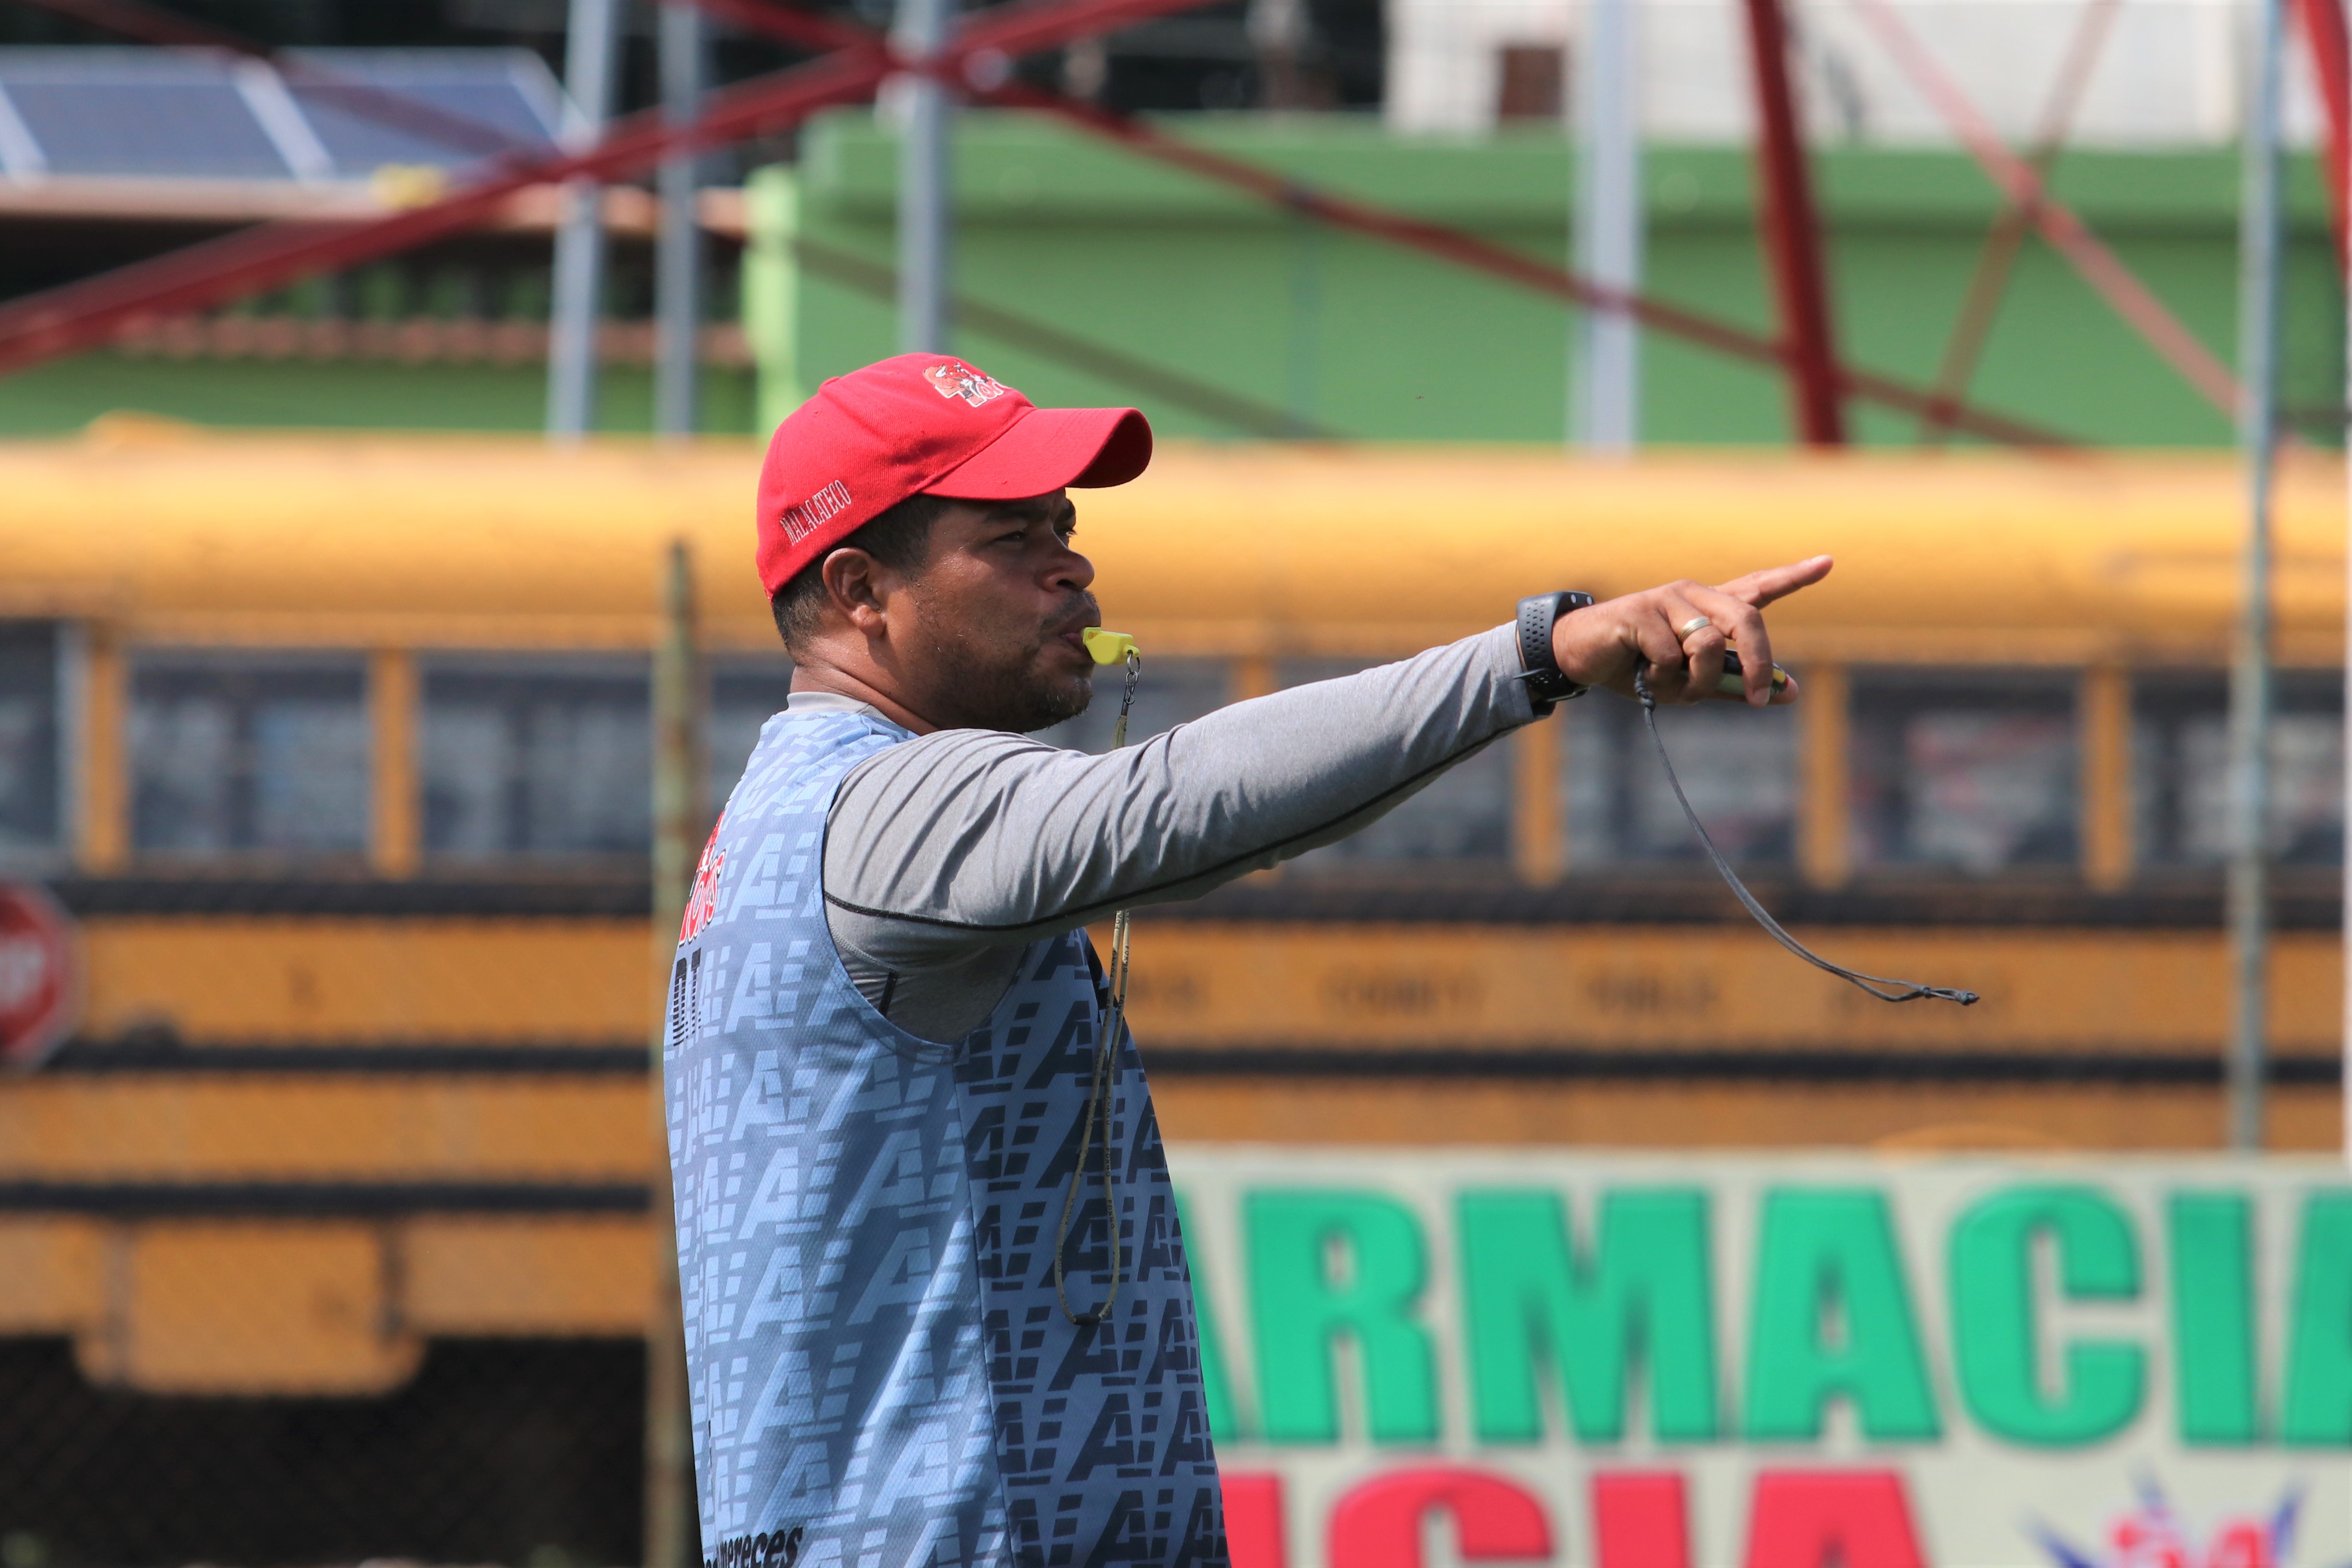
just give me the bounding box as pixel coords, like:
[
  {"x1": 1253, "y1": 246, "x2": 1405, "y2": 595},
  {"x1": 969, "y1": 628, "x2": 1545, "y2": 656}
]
[{"x1": 0, "y1": 883, "x2": 77, "y2": 1070}]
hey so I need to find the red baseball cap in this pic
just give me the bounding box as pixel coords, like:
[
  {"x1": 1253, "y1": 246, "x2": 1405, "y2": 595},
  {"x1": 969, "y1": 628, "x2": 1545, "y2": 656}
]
[{"x1": 755, "y1": 353, "x2": 1154, "y2": 594}]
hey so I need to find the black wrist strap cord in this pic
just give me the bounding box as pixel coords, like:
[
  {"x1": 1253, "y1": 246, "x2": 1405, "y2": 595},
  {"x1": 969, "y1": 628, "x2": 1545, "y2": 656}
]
[
  {"x1": 1634, "y1": 666, "x2": 1979, "y2": 1007},
  {"x1": 1054, "y1": 648, "x2": 1142, "y2": 1327}
]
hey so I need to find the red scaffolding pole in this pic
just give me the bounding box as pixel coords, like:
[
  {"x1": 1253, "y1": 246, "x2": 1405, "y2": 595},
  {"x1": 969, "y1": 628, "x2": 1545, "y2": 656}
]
[
  {"x1": 0, "y1": 0, "x2": 1223, "y2": 373},
  {"x1": 2293, "y1": 0, "x2": 2352, "y2": 272},
  {"x1": 0, "y1": 52, "x2": 873, "y2": 372},
  {"x1": 1741, "y1": 0, "x2": 1847, "y2": 446},
  {"x1": 1915, "y1": 0, "x2": 2122, "y2": 441},
  {"x1": 1851, "y1": 0, "x2": 2241, "y2": 416}
]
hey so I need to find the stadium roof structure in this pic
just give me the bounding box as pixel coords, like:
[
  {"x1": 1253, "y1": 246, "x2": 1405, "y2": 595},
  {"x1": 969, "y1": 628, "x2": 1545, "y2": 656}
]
[{"x1": 0, "y1": 47, "x2": 566, "y2": 185}]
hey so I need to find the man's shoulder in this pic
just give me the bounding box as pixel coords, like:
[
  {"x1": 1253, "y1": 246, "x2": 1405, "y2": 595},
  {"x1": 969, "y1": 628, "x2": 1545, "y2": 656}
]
[
  {"x1": 760, "y1": 702, "x2": 912, "y2": 758},
  {"x1": 723, "y1": 707, "x2": 913, "y2": 827},
  {"x1": 832, "y1": 724, "x2": 1085, "y2": 803}
]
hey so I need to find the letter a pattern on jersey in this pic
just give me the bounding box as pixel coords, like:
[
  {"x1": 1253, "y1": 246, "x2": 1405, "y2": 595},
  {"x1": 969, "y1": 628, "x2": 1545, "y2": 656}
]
[{"x1": 665, "y1": 707, "x2": 1228, "y2": 1568}]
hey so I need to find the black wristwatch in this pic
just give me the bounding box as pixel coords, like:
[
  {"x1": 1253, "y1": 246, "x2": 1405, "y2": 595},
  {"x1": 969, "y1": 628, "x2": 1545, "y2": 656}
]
[{"x1": 1515, "y1": 591, "x2": 1595, "y2": 714}]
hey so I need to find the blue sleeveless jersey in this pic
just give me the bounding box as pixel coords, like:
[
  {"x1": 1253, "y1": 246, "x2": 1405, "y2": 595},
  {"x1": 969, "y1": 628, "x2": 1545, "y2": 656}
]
[{"x1": 663, "y1": 706, "x2": 1226, "y2": 1568}]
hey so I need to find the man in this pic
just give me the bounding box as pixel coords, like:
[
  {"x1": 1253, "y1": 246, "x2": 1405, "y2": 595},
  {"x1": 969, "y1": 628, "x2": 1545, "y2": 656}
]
[{"x1": 664, "y1": 354, "x2": 1828, "y2": 1568}]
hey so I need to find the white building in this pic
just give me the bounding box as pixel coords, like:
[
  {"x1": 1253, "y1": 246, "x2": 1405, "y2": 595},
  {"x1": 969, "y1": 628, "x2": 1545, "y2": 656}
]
[{"x1": 1385, "y1": 0, "x2": 2328, "y2": 148}]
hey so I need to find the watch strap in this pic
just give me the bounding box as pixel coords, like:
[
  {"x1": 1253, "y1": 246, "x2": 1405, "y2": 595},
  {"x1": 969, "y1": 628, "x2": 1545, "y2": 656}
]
[{"x1": 1514, "y1": 591, "x2": 1595, "y2": 715}]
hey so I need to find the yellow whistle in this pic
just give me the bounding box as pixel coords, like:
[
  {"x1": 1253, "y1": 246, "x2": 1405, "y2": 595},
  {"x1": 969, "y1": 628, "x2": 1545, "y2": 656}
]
[{"x1": 1081, "y1": 627, "x2": 1138, "y2": 665}]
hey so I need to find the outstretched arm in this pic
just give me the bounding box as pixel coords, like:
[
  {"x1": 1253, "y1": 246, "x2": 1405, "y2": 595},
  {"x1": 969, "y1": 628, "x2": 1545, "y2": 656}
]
[
  {"x1": 824, "y1": 559, "x2": 1831, "y2": 1040},
  {"x1": 827, "y1": 625, "x2": 1534, "y2": 952}
]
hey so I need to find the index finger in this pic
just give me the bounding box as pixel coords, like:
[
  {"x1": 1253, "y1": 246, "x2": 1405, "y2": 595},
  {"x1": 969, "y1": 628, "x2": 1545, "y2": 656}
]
[{"x1": 1716, "y1": 555, "x2": 1834, "y2": 609}]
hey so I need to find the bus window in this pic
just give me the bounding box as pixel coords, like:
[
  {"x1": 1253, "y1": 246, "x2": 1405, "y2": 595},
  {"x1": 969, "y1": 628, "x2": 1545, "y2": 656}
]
[
  {"x1": 711, "y1": 658, "x2": 797, "y2": 812},
  {"x1": 2133, "y1": 671, "x2": 2343, "y2": 868},
  {"x1": 1561, "y1": 691, "x2": 1797, "y2": 868},
  {"x1": 1276, "y1": 657, "x2": 1512, "y2": 872},
  {"x1": 1033, "y1": 658, "x2": 1235, "y2": 754},
  {"x1": 0, "y1": 624, "x2": 58, "y2": 859},
  {"x1": 1849, "y1": 671, "x2": 2077, "y2": 874},
  {"x1": 129, "y1": 652, "x2": 369, "y2": 859},
  {"x1": 421, "y1": 656, "x2": 650, "y2": 860}
]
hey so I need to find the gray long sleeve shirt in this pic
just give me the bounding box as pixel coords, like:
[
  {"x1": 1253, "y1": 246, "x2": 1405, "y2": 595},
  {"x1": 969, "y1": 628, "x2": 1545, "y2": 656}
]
[{"x1": 814, "y1": 623, "x2": 1537, "y2": 1041}]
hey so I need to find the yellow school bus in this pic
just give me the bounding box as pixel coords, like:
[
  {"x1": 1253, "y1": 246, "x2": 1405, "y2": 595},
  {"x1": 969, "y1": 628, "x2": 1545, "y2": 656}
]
[{"x1": 0, "y1": 422, "x2": 2341, "y2": 1414}]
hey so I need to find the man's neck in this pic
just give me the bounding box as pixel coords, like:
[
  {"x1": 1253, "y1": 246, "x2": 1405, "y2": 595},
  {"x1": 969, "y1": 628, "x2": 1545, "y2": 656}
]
[{"x1": 790, "y1": 662, "x2": 938, "y2": 735}]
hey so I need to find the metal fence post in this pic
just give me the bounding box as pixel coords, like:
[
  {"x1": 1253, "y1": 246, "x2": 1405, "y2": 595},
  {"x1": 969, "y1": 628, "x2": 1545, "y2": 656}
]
[
  {"x1": 2227, "y1": 0, "x2": 2287, "y2": 1152},
  {"x1": 1573, "y1": 0, "x2": 1644, "y2": 453},
  {"x1": 548, "y1": 0, "x2": 621, "y2": 442},
  {"x1": 656, "y1": 0, "x2": 709, "y2": 441},
  {"x1": 647, "y1": 541, "x2": 705, "y2": 1568},
  {"x1": 896, "y1": 0, "x2": 956, "y2": 354}
]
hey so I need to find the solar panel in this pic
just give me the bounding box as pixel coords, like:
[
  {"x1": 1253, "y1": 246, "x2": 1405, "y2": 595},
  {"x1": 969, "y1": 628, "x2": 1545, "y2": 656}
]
[
  {"x1": 281, "y1": 49, "x2": 565, "y2": 177},
  {"x1": 0, "y1": 46, "x2": 567, "y2": 184},
  {"x1": 0, "y1": 49, "x2": 293, "y2": 180}
]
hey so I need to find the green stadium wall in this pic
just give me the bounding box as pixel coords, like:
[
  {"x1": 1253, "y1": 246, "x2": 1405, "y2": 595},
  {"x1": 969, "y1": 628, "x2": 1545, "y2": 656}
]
[{"x1": 748, "y1": 109, "x2": 2342, "y2": 450}]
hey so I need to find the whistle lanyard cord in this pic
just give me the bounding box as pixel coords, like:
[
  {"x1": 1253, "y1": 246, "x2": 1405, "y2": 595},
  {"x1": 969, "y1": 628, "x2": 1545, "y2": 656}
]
[
  {"x1": 1054, "y1": 650, "x2": 1142, "y2": 1327},
  {"x1": 1632, "y1": 668, "x2": 1979, "y2": 1007}
]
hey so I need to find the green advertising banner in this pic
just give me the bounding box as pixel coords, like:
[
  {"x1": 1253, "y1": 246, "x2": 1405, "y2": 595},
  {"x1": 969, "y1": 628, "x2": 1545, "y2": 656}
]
[{"x1": 1168, "y1": 1150, "x2": 2352, "y2": 1568}]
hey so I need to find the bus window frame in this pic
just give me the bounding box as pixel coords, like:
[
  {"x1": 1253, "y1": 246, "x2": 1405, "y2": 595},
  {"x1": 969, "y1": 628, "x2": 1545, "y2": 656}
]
[
  {"x1": 122, "y1": 645, "x2": 375, "y2": 867},
  {"x1": 369, "y1": 648, "x2": 421, "y2": 880},
  {"x1": 0, "y1": 617, "x2": 74, "y2": 874},
  {"x1": 415, "y1": 650, "x2": 655, "y2": 868},
  {"x1": 2130, "y1": 662, "x2": 2346, "y2": 876},
  {"x1": 73, "y1": 623, "x2": 127, "y2": 873},
  {"x1": 1844, "y1": 663, "x2": 2086, "y2": 881}
]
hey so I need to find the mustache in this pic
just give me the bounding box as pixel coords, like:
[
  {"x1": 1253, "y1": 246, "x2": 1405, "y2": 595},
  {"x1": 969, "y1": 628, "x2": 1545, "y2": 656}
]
[{"x1": 1045, "y1": 594, "x2": 1101, "y2": 637}]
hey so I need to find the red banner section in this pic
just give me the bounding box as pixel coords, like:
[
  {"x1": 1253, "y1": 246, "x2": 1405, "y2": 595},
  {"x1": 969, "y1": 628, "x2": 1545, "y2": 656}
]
[{"x1": 1228, "y1": 1467, "x2": 1936, "y2": 1568}]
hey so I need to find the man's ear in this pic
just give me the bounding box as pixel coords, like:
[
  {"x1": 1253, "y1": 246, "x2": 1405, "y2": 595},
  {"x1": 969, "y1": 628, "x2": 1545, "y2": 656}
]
[{"x1": 820, "y1": 548, "x2": 891, "y2": 636}]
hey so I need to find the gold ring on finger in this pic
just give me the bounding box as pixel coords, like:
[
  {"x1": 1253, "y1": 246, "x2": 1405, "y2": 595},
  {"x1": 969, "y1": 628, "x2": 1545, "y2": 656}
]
[{"x1": 1676, "y1": 616, "x2": 1713, "y2": 639}]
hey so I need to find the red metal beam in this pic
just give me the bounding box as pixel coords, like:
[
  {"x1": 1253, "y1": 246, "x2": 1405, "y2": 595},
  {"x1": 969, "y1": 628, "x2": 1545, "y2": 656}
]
[
  {"x1": 0, "y1": 0, "x2": 1225, "y2": 374},
  {"x1": 1741, "y1": 0, "x2": 1847, "y2": 446},
  {"x1": 1916, "y1": 0, "x2": 2122, "y2": 442},
  {"x1": 2293, "y1": 0, "x2": 2352, "y2": 274},
  {"x1": 0, "y1": 50, "x2": 875, "y2": 372},
  {"x1": 1850, "y1": 0, "x2": 2240, "y2": 417},
  {"x1": 676, "y1": 0, "x2": 2066, "y2": 446}
]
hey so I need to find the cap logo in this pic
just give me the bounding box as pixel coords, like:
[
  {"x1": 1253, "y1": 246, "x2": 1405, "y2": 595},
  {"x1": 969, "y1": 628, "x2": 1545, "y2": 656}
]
[
  {"x1": 924, "y1": 360, "x2": 1009, "y2": 408},
  {"x1": 779, "y1": 479, "x2": 852, "y2": 543}
]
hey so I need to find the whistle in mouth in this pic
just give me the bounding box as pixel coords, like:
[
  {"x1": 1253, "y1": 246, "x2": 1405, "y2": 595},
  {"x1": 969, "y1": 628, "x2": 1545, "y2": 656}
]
[{"x1": 1082, "y1": 627, "x2": 1138, "y2": 665}]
